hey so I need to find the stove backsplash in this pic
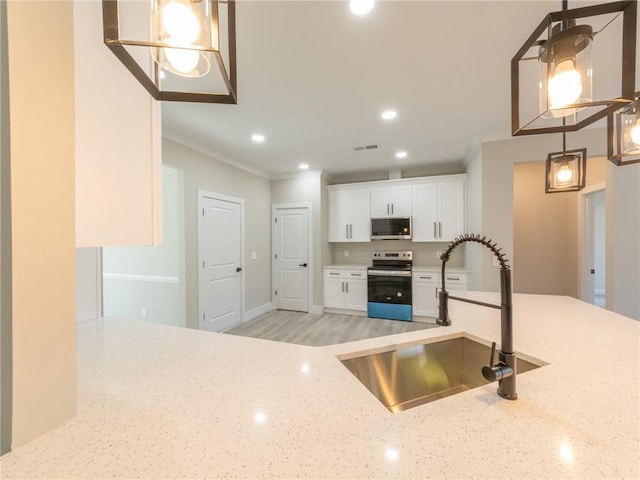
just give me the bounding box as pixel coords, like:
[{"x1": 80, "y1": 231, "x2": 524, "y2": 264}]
[{"x1": 330, "y1": 240, "x2": 465, "y2": 268}]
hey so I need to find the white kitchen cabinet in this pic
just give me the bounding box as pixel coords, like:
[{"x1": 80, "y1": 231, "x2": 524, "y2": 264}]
[
  {"x1": 412, "y1": 180, "x2": 465, "y2": 242},
  {"x1": 329, "y1": 188, "x2": 371, "y2": 242},
  {"x1": 412, "y1": 272, "x2": 440, "y2": 317},
  {"x1": 370, "y1": 185, "x2": 412, "y2": 217},
  {"x1": 412, "y1": 270, "x2": 468, "y2": 318},
  {"x1": 323, "y1": 268, "x2": 367, "y2": 312}
]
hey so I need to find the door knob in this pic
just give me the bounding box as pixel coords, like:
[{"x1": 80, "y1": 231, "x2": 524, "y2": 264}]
[{"x1": 299, "y1": 263, "x2": 308, "y2": 267}]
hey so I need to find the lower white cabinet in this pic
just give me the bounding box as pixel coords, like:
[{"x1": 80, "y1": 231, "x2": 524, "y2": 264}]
[
  {"x1": 412, "y1": 271, "x2": 468, "y2": 318},
  {"x1": 324, "y1": 268, "x2": 367, "y2": 312}
]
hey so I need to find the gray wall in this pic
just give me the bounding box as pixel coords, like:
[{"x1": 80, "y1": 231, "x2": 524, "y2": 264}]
[
  {"x1": 271, "y1": 172, "x2": 324, "y2": 309},
  {"x1": 163, "y1": 139, "x2": 272, "y2": 329},
  {"x1": 606, "y1": 164, "x2": 640, "y2": 319},
  {"x1": 467, "y1": 127, "x2": 639, "y2": 320}
]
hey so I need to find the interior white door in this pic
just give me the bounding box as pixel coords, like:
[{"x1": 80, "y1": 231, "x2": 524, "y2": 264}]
[
  {"x1": 274, "y1": 207, "x2": 309, "y2": 312},
  {"x1": 199, "y1": 195, "x2": 243, "y2": 332}
]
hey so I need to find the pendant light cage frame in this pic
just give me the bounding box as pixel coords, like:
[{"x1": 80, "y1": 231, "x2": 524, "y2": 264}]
[
  {"x1": 608, "y1": 93, "x2": 640, "y2": 165},
  {"x1": 545, "y1": 146, "x2": 587, "y2": 193},
  {"x1": 512, "y1": 0, "x2": 637, "y2": 136},
  {"x1": 102, "y1": 0, "x2": 237, "y2": 104}
]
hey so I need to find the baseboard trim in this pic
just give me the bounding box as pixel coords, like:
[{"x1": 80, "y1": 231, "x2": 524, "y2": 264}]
[
  {"x1": 323, "y1": 307, "x2": 368, "y2": 317},
  {"x1": 245, "y1": 302, "x2": 273, "y2": 322},
  {"x1": 309, "y1": 305, "x2": 324, "y2": 315}
]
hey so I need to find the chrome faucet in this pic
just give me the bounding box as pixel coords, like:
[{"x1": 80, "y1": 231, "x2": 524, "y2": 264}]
[{"x1": 436, "y1": 234, "x2": 517, "y2": 400}]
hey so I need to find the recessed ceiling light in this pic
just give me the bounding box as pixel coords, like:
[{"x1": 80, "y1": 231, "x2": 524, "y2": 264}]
[
  {"x1": 299, "y1": 163, "x2": 310, "y2": 170},
  {"x1": 350, "y1": 0, "x2": 374, "y2": 16},
  {"x1": 381, "y1": 110, "x2": 397, "y2": 120},
  {"x1": 395, "y1": 151, "x2": 408, "y2": 159},
  {"x1": 251, "y1": 134, "x2": 265, "y2": 143}
]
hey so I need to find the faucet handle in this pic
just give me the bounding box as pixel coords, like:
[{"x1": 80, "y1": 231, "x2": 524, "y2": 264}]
[
  {"x1": 488, "y1": 341, "x2": 496, "y2": 367},
  {"x1": 482, "y1": 341, "x2": 513, "y2": 382}
]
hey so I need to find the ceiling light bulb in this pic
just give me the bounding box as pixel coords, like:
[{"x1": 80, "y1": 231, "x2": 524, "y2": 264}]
[
  {"x1": 251, "y1": 134, "x2": 265, "y2": 143},
  {"x1": 395, "y1": 151, "x2": 407, "y2": 159},
  {"x1": 556, "y1": 165, "x2": 573, "y2": 183},
  {"x1": 381, "y1": 110, "x2": 397, "y2": 120},
  {"x1": 350, "y1": 0, "x2": 374, "y2": 16},
  {"x1": 162, "y1": 2, "x2": 200, "y2": 44},
  {"x1": 548, "y1": 59, "x2": 583, "y2": 110},
  {"x1": 630, "y1": 120, "x2": 640, "y2": 146},
  {"x1": 299, "y1": 163, "x2": 309, "y2": 170},
  {"x1": 164, "y1": 39, "x2": 199, "y2": 74}
]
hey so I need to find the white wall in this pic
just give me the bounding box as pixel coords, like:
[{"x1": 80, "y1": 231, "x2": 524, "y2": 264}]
[
  {"x1": 6, "y1": 1, "x2": 76, "y2": 448},
  {"x1": 74, "y1": 1, "x2": 162, "y2": 248},
  {"x1": 0, "y1": 0, "x2": 10, "y2": 454},
  {"x1": 162, "y1": 139, "x2": 272, "y2": 328},
  {"x1": 102, "y1": 165, "x2": 186, "y2": 327},
  {"x1": 464, "y1": 139, "x2": 482, "y2": 290}
]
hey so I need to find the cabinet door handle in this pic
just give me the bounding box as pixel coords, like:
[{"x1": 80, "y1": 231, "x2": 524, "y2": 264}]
[
  {"x1": 345, "y1": 282, "x2": 349, "y2": 293},
  {"x1": 387, "y1": 204, "x2": 389, "y2": 215},
  {"x1": 433, "y1": 222, "x2": 437, "y2": 238},
  {"x1": 391, "y1": 204, "x2": 394, "y2": 215},
  {"x1": 342, "y1": 282, "x2": 345, "y2": 292},
  {"x1": 439, "y1": 222, "x2": 442, "y2": 238},
  {"x1": 346, "y1": 224, "x2": 349, "y2": 239},
  {"x1": 420, "y1": 276, "x2": 432, "y2": 280},
  {"x1": 447, "y1": 276, "x2": 460, "y2": 281},
  {"x1": 351, "y1": 273, "x2": 361, "y2": 277},
  {"x1": 435, "y1": 287, "x2": 438, "y2": 298},
  {"x1": 349, "y1": 224, "x2": 353, "y2": 239},
  {"x1": 329, "y1": 272, "x2": 340, "y2": 276}
]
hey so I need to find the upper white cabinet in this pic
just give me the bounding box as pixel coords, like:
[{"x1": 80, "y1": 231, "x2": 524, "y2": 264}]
[
  {"x1": 328, "y1": 174, "x2": 465, "y2": 243},
  {"x1": 329, "y1": 188, "x2": 371, "y2": 242},
  {"x1": 413, "y1": 179, "x2": 465, "y2": 242},
  {"x1": 370, "y1": 185, "x2": 412, "y2": 217}
]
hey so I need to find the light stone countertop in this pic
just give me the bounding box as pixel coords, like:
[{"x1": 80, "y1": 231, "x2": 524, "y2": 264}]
[
  {"x1": 324, "y1": 264, "x2": 369, "y2": 270},
  {"x1": 1, "y1": 293, "x2": 638, "y2": 479},
  {"x1": 412, "y1": 265, "x2": 469, "y2": 273}
]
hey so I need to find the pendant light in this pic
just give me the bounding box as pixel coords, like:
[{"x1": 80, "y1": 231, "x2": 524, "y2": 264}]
[
  {"x1": 512, "y1": 0, "x2": 636, "y2": 136},
  {"x1": 608, "y1": 93, "x2": 640, "y2": 166},
  {"x1": 545, "y1": 132, "x2": 587, "y2": 193},
  {"x1": 103, "y1": 0, "x2": 237, "y2": 104}
]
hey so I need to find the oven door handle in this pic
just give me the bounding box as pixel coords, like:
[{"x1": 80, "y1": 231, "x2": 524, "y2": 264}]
[{"x1": 367, "y1": 270, "x2": 411, "y2": 277}]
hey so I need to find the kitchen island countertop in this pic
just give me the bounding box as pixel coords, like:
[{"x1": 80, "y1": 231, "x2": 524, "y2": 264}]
[{"x1": 1, "y1": 293, "x2": 638, "y2": 479}]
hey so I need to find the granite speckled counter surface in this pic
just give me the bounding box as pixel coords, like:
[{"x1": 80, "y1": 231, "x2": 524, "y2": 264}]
[{"x1": 1, "y1": 293, "x2": 638, "y2": 479}]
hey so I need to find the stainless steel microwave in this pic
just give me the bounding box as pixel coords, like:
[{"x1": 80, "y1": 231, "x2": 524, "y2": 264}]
[{"x1": 371, "y1": 217, "x2": 412, "y2": 240}]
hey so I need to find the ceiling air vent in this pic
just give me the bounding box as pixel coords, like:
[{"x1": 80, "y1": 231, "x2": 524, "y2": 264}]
[{"x1": 353, "y1": 144, "x2": 379, "y2": 151}]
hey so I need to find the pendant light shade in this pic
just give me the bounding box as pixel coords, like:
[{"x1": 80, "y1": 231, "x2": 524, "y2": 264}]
[
  {"x1": 545, "y1": 134, "x2": 587, "y2": 193},
  {"x1": 512, "y1": 1, "x2": 637, "y2": 136},
  {"x1": 103, "y1": 0, "x2": 237, "y2": 104},
  {"x1": 608, "y1": 93, "x2": 640, "y2": 166}
]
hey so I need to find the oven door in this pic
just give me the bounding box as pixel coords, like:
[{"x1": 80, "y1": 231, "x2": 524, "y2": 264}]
[{"x1": 367, "y1": 271, "x2": 412, "y2": 305}]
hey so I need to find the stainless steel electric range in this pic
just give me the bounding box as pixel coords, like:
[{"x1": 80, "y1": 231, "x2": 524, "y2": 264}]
[{"x1": 367, "y1": 251, "x2": 413, "y2": 321}]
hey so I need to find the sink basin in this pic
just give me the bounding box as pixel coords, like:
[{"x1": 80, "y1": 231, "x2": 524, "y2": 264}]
[{"x1": 339, "y1": 335, "x2": 544, "y2": 413}]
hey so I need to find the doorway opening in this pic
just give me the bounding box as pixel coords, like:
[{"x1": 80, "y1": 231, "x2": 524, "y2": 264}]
[
  {"x1": 102, "y1": 164, "x2": 186, "y2": 327},
  {"x1": 580, "y1": 186, "x2": 606, "y2": 307}
]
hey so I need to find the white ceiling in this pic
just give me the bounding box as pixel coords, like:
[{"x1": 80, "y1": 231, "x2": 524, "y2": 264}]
[{"x1": 161, "y1": 0, "x2": 626, "y2": 179}]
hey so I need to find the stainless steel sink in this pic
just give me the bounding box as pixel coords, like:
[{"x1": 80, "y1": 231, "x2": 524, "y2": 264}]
[{"x1": 339, "y1": 335, "x2": 544, "y2": 413}]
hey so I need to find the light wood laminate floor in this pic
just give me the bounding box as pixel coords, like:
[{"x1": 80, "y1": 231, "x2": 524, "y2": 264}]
[{"x1": 225, "y1": 310, "x2": 439, "y2": 346}]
